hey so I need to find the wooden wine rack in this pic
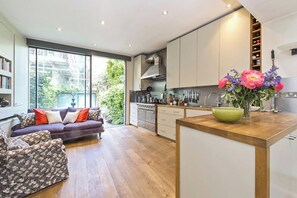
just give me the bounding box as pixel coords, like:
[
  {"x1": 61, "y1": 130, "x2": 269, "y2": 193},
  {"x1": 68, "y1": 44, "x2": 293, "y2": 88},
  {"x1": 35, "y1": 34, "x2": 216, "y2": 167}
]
[{"x1": 250, "y1": 15, "x2": 262, "y2": 71}]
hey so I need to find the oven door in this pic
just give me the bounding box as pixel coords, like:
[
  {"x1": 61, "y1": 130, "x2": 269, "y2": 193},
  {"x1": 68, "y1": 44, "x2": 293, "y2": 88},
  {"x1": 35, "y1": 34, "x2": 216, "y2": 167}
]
[
  {"x1": 138, "y1": 109, "x2": 146, "y2": 121},
  {"x1": 145, "y1": 110, "x2": 155, "y2": 124}
]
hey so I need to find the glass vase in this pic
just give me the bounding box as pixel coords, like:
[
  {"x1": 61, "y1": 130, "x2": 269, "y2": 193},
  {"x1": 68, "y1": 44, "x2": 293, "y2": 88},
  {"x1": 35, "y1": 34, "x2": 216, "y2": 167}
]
[{"x1": 241, "y1": 101, "x2": 251, "y2": 120}]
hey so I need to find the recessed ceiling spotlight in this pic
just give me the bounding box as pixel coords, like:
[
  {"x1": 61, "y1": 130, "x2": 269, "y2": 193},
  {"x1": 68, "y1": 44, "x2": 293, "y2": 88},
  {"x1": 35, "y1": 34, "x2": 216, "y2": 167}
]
[
  {"x1": 128, "y1": 44, "x2": 132, "y2": 47},
  {"x1": 101, "y1": 20, "x2": 105, "y2": 25},
  {"x1": 94, "y1": 44, "x2": 97, "y2": 46},
  {"x1": 57, "y1": 27, "x2": 62, "y2": 32},
  {"x1": 226, "y1": 4, "x2": 231, "y2": 8},
  {"x1": 162, "y1": 10, "x2": 168, "y2": 15}
]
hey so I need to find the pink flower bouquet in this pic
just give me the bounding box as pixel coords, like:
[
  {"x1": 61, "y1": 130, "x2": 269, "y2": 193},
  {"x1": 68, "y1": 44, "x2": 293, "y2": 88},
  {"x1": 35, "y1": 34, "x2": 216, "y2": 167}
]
[{"x1": 218, "y1": 66, "x2": 283, "y2": 118}]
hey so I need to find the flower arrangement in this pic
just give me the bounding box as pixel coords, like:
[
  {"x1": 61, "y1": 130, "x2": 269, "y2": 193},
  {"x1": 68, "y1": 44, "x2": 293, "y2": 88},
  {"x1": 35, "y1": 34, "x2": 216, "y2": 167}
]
[{"x1": 218, "y1": 66, "x2": 283, "y2": 118}]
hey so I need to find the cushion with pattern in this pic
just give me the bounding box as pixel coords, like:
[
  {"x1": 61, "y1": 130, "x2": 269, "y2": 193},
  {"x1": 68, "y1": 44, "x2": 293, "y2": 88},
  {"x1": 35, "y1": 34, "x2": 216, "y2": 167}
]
[
  {"x1": 87, "y1": 109, "x2": 101, "y2": 120},
  {"x1": 16, "y1": 113, "x2": 36, "y2": 128}
]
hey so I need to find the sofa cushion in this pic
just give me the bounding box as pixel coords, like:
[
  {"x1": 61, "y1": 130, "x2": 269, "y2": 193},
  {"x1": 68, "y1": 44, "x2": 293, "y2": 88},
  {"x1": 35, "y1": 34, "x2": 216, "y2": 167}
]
[
  {"x1": 51, "y1": 108, "x2": 68, "y2": 120},
  {"x1": 87, "y1": 109, "x2": 101, "y2": 120},
  {"x1": 12, "y1": 123, "x2": 65, "y2": 136},
  {"x1": 76, "y1": 108, "x2": 90, "y2": 122},
  {"x1": 34, "y1": 109, "x2": 48, "y2": 125},
  {"x1": 16, "y1": 113, "x2": 36, "y2": 128},
  {"x1": 45, "y1": 111, "x2": 62, "y2": 124},
  {"x1": 64, "y1": 120, "x2": 102, "y2": 131}
]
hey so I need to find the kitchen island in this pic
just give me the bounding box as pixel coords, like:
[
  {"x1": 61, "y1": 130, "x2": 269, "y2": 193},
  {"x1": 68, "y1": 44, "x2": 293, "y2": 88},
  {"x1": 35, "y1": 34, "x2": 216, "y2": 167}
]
[{"x1": 176, "y1": 112, "x2": 297, "y2": 198}]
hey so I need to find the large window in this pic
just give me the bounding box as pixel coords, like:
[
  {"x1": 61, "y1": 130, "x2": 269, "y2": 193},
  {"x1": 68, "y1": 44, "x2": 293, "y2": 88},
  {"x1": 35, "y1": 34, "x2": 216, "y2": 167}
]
[{"x1": 29, "y1": 48, "x2": 90, "y2": 108}]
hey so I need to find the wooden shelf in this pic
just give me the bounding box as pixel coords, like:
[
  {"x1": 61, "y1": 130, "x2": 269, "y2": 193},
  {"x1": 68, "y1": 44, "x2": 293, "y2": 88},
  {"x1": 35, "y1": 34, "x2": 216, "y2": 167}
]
[
  {"x1": 252, "y1": 50, "x2": 261, "y2": 54},
  {"x1": 252, "y1": 22, "x2": 260, "y2": 26},
  {"x1": 252, "y1": 43, "x2": 261, "y2": 47},
  {"x1": 253, "y1": 36, "x2": 261, "y2": 40},
  {"x1": 252, "y1": 64, "x2": 261, "y2": 67},
  {"x1": 252, "y1": 29, "x2": 261, "y2": 33}
]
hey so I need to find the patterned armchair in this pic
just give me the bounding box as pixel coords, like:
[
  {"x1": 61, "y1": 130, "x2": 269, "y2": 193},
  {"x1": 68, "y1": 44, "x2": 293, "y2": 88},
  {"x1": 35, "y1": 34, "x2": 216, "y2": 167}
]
[{"x1": 0, "y1": 130, "x2": 69, "y2": 198}]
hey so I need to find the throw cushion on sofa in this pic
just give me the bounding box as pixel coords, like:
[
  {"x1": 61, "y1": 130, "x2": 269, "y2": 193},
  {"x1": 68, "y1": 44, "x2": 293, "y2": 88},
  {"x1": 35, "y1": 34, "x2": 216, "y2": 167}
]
[
  {"x1": 16, "y1": 113, "x2": 36, "y2": 128},
  {"x1": 87, "y1": 109, "x2": 100, "y2": 120},
  {"x1": 63, "y1": 111, "x2": 79, "y2": 124},
  {"x1": 45, "y1": 111, "x2": 62, "y2": 124},
  {"x1": 34, "y1": 109, "x2": 48, "y2": 125},
  {"x1": 76, "y1": 108, "x2": 90, "y2": 122}
]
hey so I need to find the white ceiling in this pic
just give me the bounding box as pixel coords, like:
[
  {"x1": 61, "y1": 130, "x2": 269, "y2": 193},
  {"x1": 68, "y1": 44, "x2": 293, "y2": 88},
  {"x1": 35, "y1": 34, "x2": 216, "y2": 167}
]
[
  {"x1": 0, "y1": 0, "x2": 241, "y2": 57},
  {"x1": 238, "y1": 0, "x2": 297, "y2": 23}
]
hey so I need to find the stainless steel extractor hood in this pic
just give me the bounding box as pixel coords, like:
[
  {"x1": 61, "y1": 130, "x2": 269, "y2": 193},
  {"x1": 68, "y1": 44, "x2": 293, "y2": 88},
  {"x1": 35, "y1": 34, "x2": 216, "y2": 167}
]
[{"x1": 141, "y1": 54, "x2": 166, "y2": 80}]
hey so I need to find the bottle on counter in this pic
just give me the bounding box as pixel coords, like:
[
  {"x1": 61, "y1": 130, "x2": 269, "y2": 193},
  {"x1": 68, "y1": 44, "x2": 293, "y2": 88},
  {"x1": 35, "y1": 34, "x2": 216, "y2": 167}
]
[{"x1": 168, "y1": 94, "x2": 173, "y2": 105}]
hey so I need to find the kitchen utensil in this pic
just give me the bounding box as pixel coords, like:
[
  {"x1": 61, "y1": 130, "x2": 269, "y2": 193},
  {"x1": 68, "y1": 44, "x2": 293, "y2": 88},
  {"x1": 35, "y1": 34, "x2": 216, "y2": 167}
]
[{"x1": 147, "y1": 86, "x2": 152, "y2": 92}]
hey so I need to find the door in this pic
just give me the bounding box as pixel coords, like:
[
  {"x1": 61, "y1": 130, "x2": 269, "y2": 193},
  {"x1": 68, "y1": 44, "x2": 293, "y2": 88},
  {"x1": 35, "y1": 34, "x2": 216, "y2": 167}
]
[
  {"x1": 167, "y1": 38, "x2": 180, "y2": 89},
  {"x1": 219, "y1": 8, "x2": 250, "y2": 78},
  {"x1": 270, "y1": 134, "x2": 292, "y2": 197},
  {"x1": 197, "y1": 20, "x2": 220, "y2": 86},
  {"x1": 180, "y1": 30, "x2": 197, "y2": 87}
]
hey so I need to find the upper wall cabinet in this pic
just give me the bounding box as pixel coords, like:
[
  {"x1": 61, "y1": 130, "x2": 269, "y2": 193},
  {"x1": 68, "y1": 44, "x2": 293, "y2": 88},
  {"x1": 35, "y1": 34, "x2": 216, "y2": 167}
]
[
  {"x1": 167, "y1": 38, "x2": 180, "y2": 89},
  {"x1": 133, "y1": 55, "x2": 151, "y2": 91},
  {"x1": 180, "y1": 30, "x2": 197, "y2": 88},
  {"x1": 197, "y1": 20, "x2": 220, "y2": 86},
  {"x1": 0, "y1": 22, "x2": 13, "y2": 60},
  {"x1": 219, "y1": 8, "x2": 250, "y2": 78}
]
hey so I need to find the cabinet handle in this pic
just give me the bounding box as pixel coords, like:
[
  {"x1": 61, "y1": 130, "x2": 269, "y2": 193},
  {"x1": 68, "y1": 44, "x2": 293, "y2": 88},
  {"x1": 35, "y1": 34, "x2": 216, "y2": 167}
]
[{"x1": 285, "y1": 135, "x2": 296, "y2": 140}]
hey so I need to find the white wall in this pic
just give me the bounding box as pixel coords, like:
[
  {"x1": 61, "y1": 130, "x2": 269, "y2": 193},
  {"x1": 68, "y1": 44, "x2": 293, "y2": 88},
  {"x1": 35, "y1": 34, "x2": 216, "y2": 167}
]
[
  {"x1": 262, "y1": 12, "x2": 297, "y2": 77},
  {"x1": 0, "y1": 13, "x2": 28, "y2": 133},
  {"x1": 125, "y1": 59, "x2": 133, "y2": 124}
]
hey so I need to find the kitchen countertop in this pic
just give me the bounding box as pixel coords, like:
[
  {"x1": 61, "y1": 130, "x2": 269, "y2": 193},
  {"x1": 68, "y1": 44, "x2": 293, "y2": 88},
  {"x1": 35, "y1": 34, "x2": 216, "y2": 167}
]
[
  {"x1": 176, "y1": 112, "x2": 297, "y2": 148},
  {"x1": 157, "y1": 104, "x2": 212, "y2": 111}
]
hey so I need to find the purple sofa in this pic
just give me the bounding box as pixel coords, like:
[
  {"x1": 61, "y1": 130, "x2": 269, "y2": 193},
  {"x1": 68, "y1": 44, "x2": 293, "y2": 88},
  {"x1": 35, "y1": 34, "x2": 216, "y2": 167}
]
[{"x1": 11, "y1": 107, "x2": 104, "y2": 140}]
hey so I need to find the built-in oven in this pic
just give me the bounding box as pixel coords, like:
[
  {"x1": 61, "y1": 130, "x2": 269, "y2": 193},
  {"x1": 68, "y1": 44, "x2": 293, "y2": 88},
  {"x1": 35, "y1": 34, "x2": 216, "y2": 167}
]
[{"x1": 137, "y1": 103, "x2": 156, "y2": 133}]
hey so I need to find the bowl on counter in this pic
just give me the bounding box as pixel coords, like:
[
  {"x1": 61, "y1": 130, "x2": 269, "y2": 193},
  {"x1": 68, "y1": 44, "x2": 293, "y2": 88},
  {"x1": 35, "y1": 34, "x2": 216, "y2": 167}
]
[{"x1": 212, "y1": 107, "x2": 244, "y2": 123}]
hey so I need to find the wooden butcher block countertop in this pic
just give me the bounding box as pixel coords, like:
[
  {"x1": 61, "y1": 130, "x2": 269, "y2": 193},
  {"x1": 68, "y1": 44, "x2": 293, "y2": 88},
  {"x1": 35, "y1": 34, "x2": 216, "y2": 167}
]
[{"x1": 176, "y1": 112, "x2": 297, "y2": 148}]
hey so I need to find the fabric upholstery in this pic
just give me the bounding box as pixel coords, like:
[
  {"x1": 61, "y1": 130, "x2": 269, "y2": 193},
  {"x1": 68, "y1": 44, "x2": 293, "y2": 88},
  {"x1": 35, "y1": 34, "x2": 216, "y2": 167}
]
[
  {"x1": 64, "y1": 120, "x2": 102, "y2": 131},
  {"x1": 12, "y1": 123, "x2": 65, "y2": 137},
  {"x1": 34, "y1": 109, "x2": 48, "y2": 125},
  {"x1": 7, "y1": 138, "x2": 30, "y2": 150},
  {"x1": 63, "y1": 111, "x2": 79, "y2": 124},
  {"x1": 87, "y1": 109, "x2": 101, "y2": 120},
  {"x1": 76, "y1": 108, "x2": 89, "y2": 122},
  {"x1": 51, "y1": 108, "x2": 68, "y2": 120},
  {"x1": 45, "y1": 111, "x2": 62, "y2": 124},
  {"x1": 16, "y1": 113, "x2": 35, "y2": 128},
  {"x1": 0, "y1": 131, "x2": 69, "y2": 197}
]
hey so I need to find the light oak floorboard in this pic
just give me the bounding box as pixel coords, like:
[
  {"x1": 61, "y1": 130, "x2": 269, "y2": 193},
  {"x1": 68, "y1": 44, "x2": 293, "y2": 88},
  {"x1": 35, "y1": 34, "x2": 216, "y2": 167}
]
[{"x1": 27, "y1": 126, "x2": 176, "y2": 198}]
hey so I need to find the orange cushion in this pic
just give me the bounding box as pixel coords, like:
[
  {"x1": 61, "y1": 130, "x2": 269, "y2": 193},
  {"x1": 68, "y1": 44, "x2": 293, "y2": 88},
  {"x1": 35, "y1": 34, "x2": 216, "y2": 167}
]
[
  {"x1": 34, "y1": 109, "x2": 48, "y2": 125},
  {"x1": 76, "y1": 108, "x2": 90, "y2": 122}
]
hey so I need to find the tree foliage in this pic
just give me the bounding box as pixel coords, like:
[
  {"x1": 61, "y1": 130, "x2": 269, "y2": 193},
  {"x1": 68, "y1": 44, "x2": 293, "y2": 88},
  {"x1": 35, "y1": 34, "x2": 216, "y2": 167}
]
[{"x1": 96, "y1": 59, "x2": 124, "y2": 125}]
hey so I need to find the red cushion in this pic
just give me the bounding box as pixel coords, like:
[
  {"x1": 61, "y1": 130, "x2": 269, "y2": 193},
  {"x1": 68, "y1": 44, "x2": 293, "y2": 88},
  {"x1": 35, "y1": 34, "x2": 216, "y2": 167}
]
[
  {"x1": 76, "y1": 108, "x2": 90, "y2": 122},
  {"x1": 34, "y1": 109, "x2": 48, "y2": 125}
]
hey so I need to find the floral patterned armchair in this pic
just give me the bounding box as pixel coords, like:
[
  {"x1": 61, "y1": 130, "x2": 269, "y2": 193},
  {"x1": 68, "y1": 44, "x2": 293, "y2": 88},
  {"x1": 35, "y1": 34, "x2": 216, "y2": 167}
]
[{"x1": 0, "y1": 130, "x2": 69, "y2": 198}]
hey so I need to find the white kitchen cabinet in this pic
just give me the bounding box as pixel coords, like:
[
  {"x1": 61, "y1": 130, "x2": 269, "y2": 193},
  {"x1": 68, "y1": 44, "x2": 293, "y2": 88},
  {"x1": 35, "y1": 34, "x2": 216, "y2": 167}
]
[
  {"x1": 133, "y1": 55, "x2": 151, "y2": 91},
  {"x1": 129, "y1": 102, "x2": 138, "y2": 126},
  {"x1": 219, "y1": 8, "x2": 250, "y2": 78},
  {"x1": 185, "y1": 109, "x2": 211, "y2": 117},
  {"x1": 180, "y1": 30, "x2": 197, "y2": 88},
  {"x1": 166, "y1": 38, "x2": 180, "y2": 89},
  {"x1": 197, "y1": 20, "x2": 220, "y2": 86},
  {"x1": 157, "y1": 107, "x2": 185, "y2": 141},
  {"x1": 270, "y1": 130, "x2": 297, "y2": 198}
]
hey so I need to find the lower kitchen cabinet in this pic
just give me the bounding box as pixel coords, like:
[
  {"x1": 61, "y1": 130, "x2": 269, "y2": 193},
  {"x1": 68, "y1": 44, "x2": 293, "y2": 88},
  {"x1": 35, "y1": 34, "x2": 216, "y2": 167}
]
[
  {"x1": 185, "y1": 109, "x2": 211, "y2": 117},
  {"x1": 130, "y1": 102, "x2": 138, "y2": 126},
  {"x1": 157, "y1": 107, "x2": 185, "y2": 141},
  {"x1": 270, "y1": 130, "x2": 297, "y2": 197}
]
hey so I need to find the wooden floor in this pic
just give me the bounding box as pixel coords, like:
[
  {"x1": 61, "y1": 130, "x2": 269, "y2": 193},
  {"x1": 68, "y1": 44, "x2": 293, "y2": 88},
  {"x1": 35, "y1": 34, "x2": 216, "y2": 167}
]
[{"x1": 28, "y1": 126, "x2": 176, "y2": 198}]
